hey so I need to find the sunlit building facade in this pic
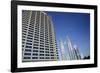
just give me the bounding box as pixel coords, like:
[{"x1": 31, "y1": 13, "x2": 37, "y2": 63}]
[
  {"x1": 22, "y1": 10, "x2": 59, "y2": 62},
  {"x1": 66, "y1": 36, "x2": 81, "y2": 60},
  {"x1": 60, "y1": 36, "x2": 82, "y2": 61}
]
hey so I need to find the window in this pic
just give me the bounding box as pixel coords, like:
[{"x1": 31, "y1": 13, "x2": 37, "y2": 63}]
[
  {"x1": 40, "y1": 43, "x2": 44, "y2": 45},
  {"x1": 22, "y1": 36, "x2": 26, "y2": 38},
  {"x1": 50, "y1": 49, "x2": 53, "y2": 51},
  {"x1": 40, "y1": 48, "x2": 44, "y2": 50},
  {"x1": 45, "y1": 46, "x2": 49, "y2": 48},
  {"x1": 34, "y1": 39, "x2": 39, "y2": 41},
  {"x1": 56, "y1": 52, "x2": 58, "y2": 54},
  {"x1": 35, "y1": 31, "x2": 39, "y2": 33},
  {"x1": 40, "y1": 40, "x2": 44, "y2": 42},
  {"x1": 45, "y1": 44, "x2": 49, "y2": 45},
  {"x1": 39, "y1": 54, "x2": 44, "y2": 56},
  {"x1": 45, "y1": 51, "x2": 49, "y2": 53},
  {"x1": 33, "y1": 47, "x2": 38, "y2": 49},
  {"x1": 22, "y1": 33, "x2": 26, "y2": 35},
  {"x1": 27, "y1": 40, "x2": 32, "y2": 42},
  {"x1": 35, "y1": 33, "x2": 39, "y2": 36},
  {"x1": 50, "y1": 52, "x2": 54, "y2": 53},
  {"x1": 35, "y1": 28, "x2": 39, "y2": 32},
  {"x1": 28, "y1": 29, "x2": 33, "y2": 32},
  {"x1": 22, "y1": 45, "x2": 24, "y2": 47},
  {"x1": 29, "y1": 27, "x2": 34, "y2": 30},
  {"x1": 45, "y1": 48, "x2": 49, "y2": 50},
  {"x1": 51, "y1": 54, "x2": 54, "y2": 56},
  {"x1": 27, "y1": 37, "x2": 33, "y2": 40},
  {"x1": 45, "y1": 42, "x2": 49, "y2": 43},
  {"x1": 30, "y1": 23, "x2": 34, "y2": 26},
  {"x1": 25, "y1": 49, "x2": 31, "y2": 52},
  {"x1": 50, "y1": 47, "x2": 53, "y2": 48},
  {"x1": 34, "y1": 36, "x2": 39, "y2": 39},
  {"x1": 22, "y1": 30, "x2": 27, "y2": 33},
  {"x1": 28, "y1": 34, "x2": 33, "y2": 37},
  {"x1": 22, "y1": 42, "x2": 25, "y2": 44},
  {"x1": 33, "y1": 53, "x2": 38, "y2": 56},
  {"x1": 22, "y1": 39, "x2": 25, "y2": 41},
  {"x1": 26, "y1": 43, "x2": 32, "y2": 45},
  {"x1": 40, "y1": 33, "x2": 44, "y2": 35},
  {"x1": 24, "y1": 53, "x2": 31, "y2": 55},
  {"x1": 51, "y1": 57, "x2": 54, "y2": 59},
  {"x1": 24, "y1": 57, "x2": 30, "y2": 59},
  {"x1": 45, "y1": 57, "x2": 49, "y2": 59},
  {"x1": 32, "y1": 57, "x2": 38, "y2": 59},
  {"x1": 23, "y1": 28, "x2": 27, "y2": 30},
  {"x1": 40, "y1": 57, "x2": 44, "y2": 59},
  {"x1": 45, "y1": 54, "x2": 49, "y2": 56},
  {"x1": 29, "y1": 25, "x2": 34, "y2": 27},
  {"x1": 40, "y1": 45, "x2": 44, "y2": 47},
  {"x1": 40, "y1": 35, "x2": 44, "y2": 37},
  {"x1": 34, "y1": 41, "x2": 39, "y2": 43},
  {"x1": 40, "y1": 37, "x2": 44, "y2": 40},
  {"x1": 33, "y1": 50, "x2": 38, "y2": 52},
  {"x1": 34, "y1": 44, "x2": 38, "y2": 46},
  {"x1": 28, "y1": 32, "x2": 33, "y2": 35},
  {"x1": 40, "y1": 51, "x2": 44, "y2": 53},
  {"x1": 26, "y1": 46, "x2": 32, "y2": 48}
]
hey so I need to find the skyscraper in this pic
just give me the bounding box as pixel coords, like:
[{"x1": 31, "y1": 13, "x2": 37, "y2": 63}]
[
  {"x1": 67, "y1": 36, "x2": 81, "y2": 60},
  {"x1": 73, "y1": 45, "x2": 81, "y2": 60},
  {"x1": 22, "y1": 10, "x2": 59, "y2": 62},
  {"x1": 60, "y1": 40, "x2": 66, "y2": 60},
  {"x1": 67, "y1": 36, "x2": 76, "y2": 60}
]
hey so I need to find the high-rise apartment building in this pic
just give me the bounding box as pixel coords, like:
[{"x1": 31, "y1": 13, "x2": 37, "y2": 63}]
[{"x1": 22, "y1": 10, "x2": 59, "y2": 62}]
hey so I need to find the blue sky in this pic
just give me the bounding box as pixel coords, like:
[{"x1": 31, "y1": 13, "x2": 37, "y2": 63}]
[{"x1": 46, "y1": 11, "x2": 90, "y2": 59}]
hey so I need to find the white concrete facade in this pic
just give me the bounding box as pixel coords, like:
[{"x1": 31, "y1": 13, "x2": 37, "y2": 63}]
[{"x1": 22, "y1": 10, "x2": 59, "y2": 62}]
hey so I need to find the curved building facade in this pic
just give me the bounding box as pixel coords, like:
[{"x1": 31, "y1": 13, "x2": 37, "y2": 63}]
[{"x1": 22, "y1": 10, "x2": 59, "y2": 62}]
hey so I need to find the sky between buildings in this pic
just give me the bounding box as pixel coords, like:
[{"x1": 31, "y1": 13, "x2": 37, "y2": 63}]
[{"x1": 46, "y1": 11, "x2": 90, "y2": 60}]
